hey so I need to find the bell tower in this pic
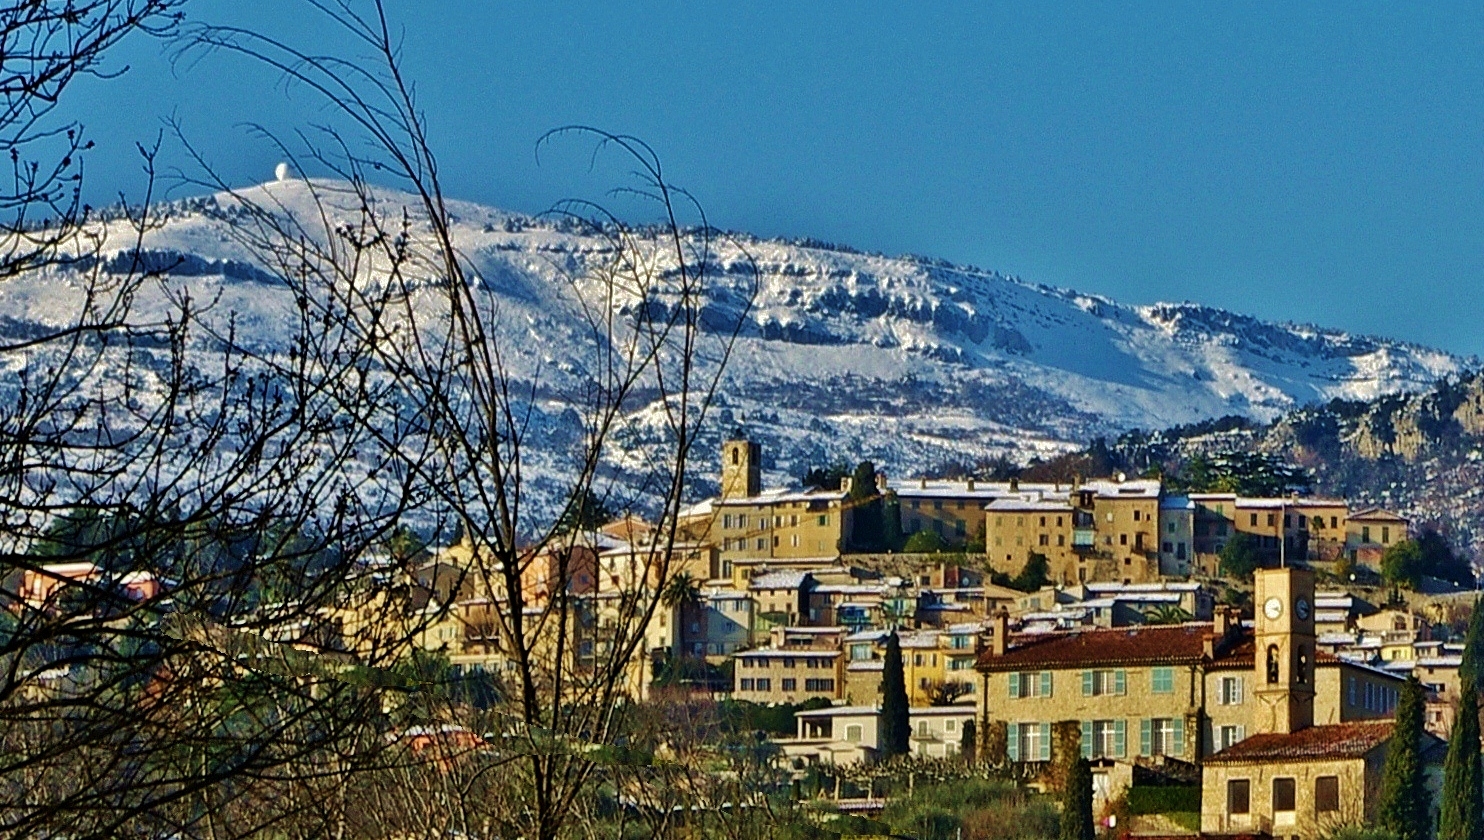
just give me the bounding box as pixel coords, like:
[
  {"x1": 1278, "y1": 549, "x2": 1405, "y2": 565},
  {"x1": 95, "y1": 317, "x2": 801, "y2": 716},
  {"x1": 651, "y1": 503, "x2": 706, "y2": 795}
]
[
  {"x1": 1252, "y1": 566, "x2": 1316, "y2": 734},
  {"x1": 720, "y1": 437, "x2": 761, "y2": 500}
]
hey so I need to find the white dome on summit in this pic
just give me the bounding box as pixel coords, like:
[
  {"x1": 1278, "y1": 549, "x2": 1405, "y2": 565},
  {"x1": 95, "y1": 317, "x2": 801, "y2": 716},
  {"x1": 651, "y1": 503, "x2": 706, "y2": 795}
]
[{"x1": 274, "y1": 162, "x2": 291, "y2": 182}]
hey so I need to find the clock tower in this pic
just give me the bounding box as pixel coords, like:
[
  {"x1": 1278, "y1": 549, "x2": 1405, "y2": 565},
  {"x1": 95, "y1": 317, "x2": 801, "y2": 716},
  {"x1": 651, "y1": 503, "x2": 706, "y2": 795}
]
[{"x1": 1253, "y1": 566, "x2": 1316, "y2": 734}]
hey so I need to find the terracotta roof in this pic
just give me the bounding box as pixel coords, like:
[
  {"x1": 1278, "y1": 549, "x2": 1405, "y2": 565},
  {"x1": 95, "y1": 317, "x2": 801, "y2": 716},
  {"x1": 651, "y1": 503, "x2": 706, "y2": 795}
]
[
  {"x1": 1205, "y1": 637, "x2": 1345, "y2": 671},
  {"x1": 975, "y1": 623, "x2": 1218, "y2": 671},
  {"x1": 1205, "y1": 721, "x2": 1393, "y2": 763}
]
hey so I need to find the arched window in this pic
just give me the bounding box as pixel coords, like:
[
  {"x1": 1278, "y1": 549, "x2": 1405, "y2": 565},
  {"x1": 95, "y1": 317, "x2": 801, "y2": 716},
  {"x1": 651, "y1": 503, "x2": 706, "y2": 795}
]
[
  {"x1": 1296, "y1": 645, "x2": 1309, "y2": 685},
  {"x1": 1266, "y1": 645, "x2": 1281, "y2": 684}
]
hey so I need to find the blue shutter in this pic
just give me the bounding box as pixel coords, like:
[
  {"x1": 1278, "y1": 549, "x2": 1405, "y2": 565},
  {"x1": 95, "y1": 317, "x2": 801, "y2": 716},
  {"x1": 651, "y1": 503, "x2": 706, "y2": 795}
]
[
  {"x1": 1114, "y1": 669, "x2": 1127, "y2": 695},
  {"x1": 1041, "y1": 671, "x2": 1053, "y2": 697},
  {"x1": 1114, "y1": 719, "x2": 1127, "y2": 757},
  {"x1": 1039, "y1": 723, "x2": 1052, "y2": 761},
  {"x1": 1173, "y1": 717, "x2": 1185, "y2": 757},
  {"x1": 1007, "y1": 723, "x2": 1020, "y2": 762},
  {"x1": 1139, "y1": 719, "x2": 1151, "y2": 756},
  {"x1": 1082, "y1": 671, "x2": 1094, "y2": 696},
  {"x1": 1009, "y1": 672, "x2": 1021, "y2": 698},
  {"x1": 1080, "y1": 721, "x2": 1093, "y2": 758}
]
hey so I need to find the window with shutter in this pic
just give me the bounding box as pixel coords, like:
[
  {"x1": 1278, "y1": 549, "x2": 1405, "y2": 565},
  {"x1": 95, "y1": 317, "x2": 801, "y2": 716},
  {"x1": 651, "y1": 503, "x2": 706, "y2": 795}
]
[
  {"x1": 1040, "y1": 671, "x2": 1053, "y2": 697},
  {"x1": 1009, "y1": 672, "x2": 1021, "y2": 698},
  {"x1": 1083, "y1": 671, "x2": 1094, "y2": 696},
  {"x1": 1172, "y1": 718, "x2": 1185, "y2": 756},
  {"x1": 1113, "y1": 719, "x2": 1127, "y2": 757},
  {"x1": 1140, "y1": 719, "x2": 1152, "y2": 756},
  {"x1": 1080, "y1": 721, "x2": 1092, "y2": 758},
  {"x1": 1039, "y1": 723, "x2": 1052, "y2": 761},
  {"x1": 1114, "y1": 670, "x2": 1126, "y2": 695},
  {"x1": 1007, "y1": 723, "x2": 1020, "y2": 762},
  {"x1": 1151, "y1": 667, "x2": 1174, "y2": 694}
]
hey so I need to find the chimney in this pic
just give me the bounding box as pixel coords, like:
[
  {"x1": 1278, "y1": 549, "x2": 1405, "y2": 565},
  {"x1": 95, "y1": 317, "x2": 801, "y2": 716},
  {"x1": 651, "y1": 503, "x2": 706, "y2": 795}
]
[
  {"x1": 1009, "y1": 477, "x2": 1019, "y2": 493},
  {"x1": 991, "y1": 609, "x2": 1010, "y2": 657},
  {"x1": 876, "y1": 471, "x2": 889, "y2": 492},
  {"x1": 1206, "y1": 605, "x2": 1237, "y2": 657},
  {"x1": 919, "y1": 477, "x2": 928, "y2": 490},
  {"x1": 840, "y1": 476, "x2": 852, "y2": 494},
  {"x1": 967, "y1": 478, "x2": 976, "y2": 492}
]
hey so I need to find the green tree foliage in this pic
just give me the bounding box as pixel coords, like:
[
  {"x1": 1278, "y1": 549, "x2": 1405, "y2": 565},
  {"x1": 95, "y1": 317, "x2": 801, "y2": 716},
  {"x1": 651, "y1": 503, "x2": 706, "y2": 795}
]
[
  {"x1": 880, "y1": 631, "x2": 911, "y2": 758},
  {"x1": 553, "y1": 488, "x2": 614, "y2": 535},
  {"x1": 1381, "y1": 540, "x2": 1427, "y2": 590},
  {"x1": 904, "y1": 530, "x2": 946, "y2": 553},
  {"x1": 1461, "y1": 598, "x2": 1484, "y2": 694},
  {"x1": 717, "y1": 698, "x2": 832, "y2": 736},
  {"x1": 1437, "y1": 685, "x2": 1483, "y2": 840},
  {"x1": 990, "y1": 553, "x2": 1052, "y2": 593},
  {"x1": 1143, "y1": 604, "x2": 1194, "y2": 625},
  {"x1": 1417, "y1": 529, "x2": 1474, "y2": 588},
  {"x1": 878, "y1": 778, "x2": 1059, "y2": 840},
  {"x1": 801, "y1": 462, "x2": 851, "y2": 491},
  {"x1": 1170, "y1": 451, "x2": 1309, "y2": 496},
  {"x1": 846, "y1": 460, "x2": 888, "y2": 552},
  {"x1": 1219, "y1": 532, "x2": 1264, "y2": 581},
  {"x1": 1013, "y1": 553, "x2": 1051, "y2": 592},
  {"x1": 883, "y1": 495, "x2": 904, "y2": 551},
  {"x1": 1059, "y1": 757, "x2": 1095, "y2": 840},
  {"x1": 1377, "y1": 677, "x2": 1428, "y2": 840}
]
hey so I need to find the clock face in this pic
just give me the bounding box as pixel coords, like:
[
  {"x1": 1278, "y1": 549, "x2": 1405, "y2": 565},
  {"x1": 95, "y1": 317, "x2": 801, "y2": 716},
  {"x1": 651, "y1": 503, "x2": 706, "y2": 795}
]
[
  {"x1": 1264, "y1": 597, "x2": 1284, "y2": 620},
  {"x1": 1296, "y1": 598, "x2": 1310, "y2": 621}
]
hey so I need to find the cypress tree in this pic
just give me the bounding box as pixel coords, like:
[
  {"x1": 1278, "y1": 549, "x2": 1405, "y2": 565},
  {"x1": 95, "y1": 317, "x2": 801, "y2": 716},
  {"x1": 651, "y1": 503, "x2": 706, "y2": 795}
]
[
  {"x1": 1378, "y1": 677, "x2": 1429, "y2": 840},
  {"x1": 1438, "y1": 686, "x2": 1483, "y2": 840},
  {"x1": 960, "y1": 718, "x2": 977, "y2": 763},
  {"x1": 879, "y1": 630, "x2": 911, "y2": 758},
  {"x1": 1460, "y1": 597, "x2": 1484, "y2": 695},
  {"x1": 1059, "y1": 757, "x2": 1095, "y2": 840}
]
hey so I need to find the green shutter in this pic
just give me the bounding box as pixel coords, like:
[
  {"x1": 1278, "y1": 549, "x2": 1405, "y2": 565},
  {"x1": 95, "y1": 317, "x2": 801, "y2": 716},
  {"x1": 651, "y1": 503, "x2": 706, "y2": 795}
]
[
  {"x1": 1082, "y1": 670, "x2": 1094, "y2": 696},
  {"x1": 1007, "y1": 723, "x2": 1020, "y2": 761},
  {"x1": 1173, "y1": 718, "x2": 1185, "y2": 757},
  {"x1": 1040, "y1": 671, "x2": 1053, "y2": 697},
  {"x1": 1140, "y1": 719, "x2": 1151, "y2": 756},
  {"x1": 1039, "y1": 723, "x2": 1052, "y2": 761},
  {"x1": 1009, "y1": 672, "x2": 1021, "y2": 698},
  {"x1": 1114, "y1": 719, "x2": 1127, "y2": 757},
  {"x1": 1114, "y1": 669, "x2": 1127, "y2": 695},
  {"x1": 1080, "y1": 721, "x2": 1092, "y2": 758}
]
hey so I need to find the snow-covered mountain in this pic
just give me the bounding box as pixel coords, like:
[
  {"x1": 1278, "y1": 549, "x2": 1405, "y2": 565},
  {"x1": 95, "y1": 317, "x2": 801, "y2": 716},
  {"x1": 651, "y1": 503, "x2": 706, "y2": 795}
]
[{"x1": 0, "y1": 179, "x2": 1470, "y2": 510}]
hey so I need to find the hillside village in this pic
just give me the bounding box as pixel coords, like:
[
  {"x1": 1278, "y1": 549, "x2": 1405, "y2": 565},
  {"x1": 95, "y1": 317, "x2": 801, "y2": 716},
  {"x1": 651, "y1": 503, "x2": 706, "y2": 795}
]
[{"x1": 19, "y1": 433, "x2": 1480, "y2": 837}]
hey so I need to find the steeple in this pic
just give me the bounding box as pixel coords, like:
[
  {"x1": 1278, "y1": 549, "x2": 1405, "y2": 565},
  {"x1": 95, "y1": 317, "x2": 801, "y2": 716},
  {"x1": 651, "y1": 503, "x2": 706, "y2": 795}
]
[
  {"x1": 720, "y1": 436, "x2": 761, "y2": 500},
  {"x1": 1252, "y1": 566, "x2": 1316, "y2": 734}
]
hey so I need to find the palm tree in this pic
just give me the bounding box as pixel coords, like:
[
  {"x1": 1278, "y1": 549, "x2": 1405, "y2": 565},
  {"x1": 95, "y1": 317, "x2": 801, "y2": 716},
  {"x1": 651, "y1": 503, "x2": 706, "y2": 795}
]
[
  {"x1": 1144, "y1": 604, "x2": 1194, "y2": 625},
  {"x1": 660, "y1": 571, "x2": 702, "y2": 610}
]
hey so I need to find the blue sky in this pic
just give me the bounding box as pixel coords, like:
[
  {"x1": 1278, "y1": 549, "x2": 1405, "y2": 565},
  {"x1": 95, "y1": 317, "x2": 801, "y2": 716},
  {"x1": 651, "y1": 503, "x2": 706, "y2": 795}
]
[{"x1": 59, "y1": 2, "x2": 1484, "y2": 356}]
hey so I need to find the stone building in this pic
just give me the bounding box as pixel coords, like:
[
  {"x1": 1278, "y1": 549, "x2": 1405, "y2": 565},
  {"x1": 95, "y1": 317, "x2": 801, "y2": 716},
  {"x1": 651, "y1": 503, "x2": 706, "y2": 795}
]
[
  {"x1": 1199, "y1": 568, "x2": 1443, "y2": 838},
  {"x1": 974, "y1": 568, "x2": 1405, "y2": 781}
]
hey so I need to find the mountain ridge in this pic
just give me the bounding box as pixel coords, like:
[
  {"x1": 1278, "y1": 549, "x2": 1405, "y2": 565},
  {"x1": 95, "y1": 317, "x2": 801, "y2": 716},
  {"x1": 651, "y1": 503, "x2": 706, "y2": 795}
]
[{"x1": 0, "y1": 179, "x2": 1472, "y2": 519}]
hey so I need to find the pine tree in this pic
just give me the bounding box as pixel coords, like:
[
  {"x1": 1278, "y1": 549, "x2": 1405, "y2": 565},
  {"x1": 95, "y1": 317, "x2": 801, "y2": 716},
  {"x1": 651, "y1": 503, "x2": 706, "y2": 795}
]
[
  {"x1": 1461, "y1": 597, "x2": 1484, "y2": 695},
  {"x1": 1059, "y1": 757, "x2": 1095, "y2": 840},
  {"x1": 960, "y1": 718, "x2": 977, "y2": 763},
  {"x1": 1437, "y1": 686, "x2": 1482, "y2": 840},
  {"x1": 1378, "y1": 677, "x2": 1429, "y2": 840},
  {"x1": 879, "y1": 630, "x2": 910, "y2": 758}
]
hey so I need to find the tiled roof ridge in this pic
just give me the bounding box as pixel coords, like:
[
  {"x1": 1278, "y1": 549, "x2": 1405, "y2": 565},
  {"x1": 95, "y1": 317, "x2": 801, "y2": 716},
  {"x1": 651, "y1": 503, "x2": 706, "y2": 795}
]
[
  {"x1": 1205, "y1": 720, "x2": 1395, "y2": 764},
  {"x1": 977, "y1": 621, "x2": 1234, "y2": 671}
]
